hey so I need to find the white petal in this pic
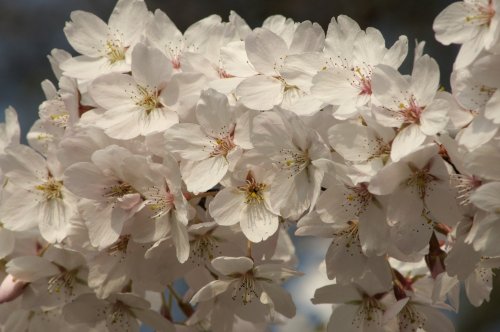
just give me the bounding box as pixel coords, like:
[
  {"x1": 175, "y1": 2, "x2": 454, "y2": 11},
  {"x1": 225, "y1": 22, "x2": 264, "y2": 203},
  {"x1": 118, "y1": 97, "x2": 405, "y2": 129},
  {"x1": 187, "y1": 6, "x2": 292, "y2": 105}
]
[
  {"x1": 420, "y1": 99, "x2": 450, "y2": 135},
  {"x1": 470, "y1": 182, "x2": 500, "y2": 213},
  {"x1": 131, "y1": 308, "x2": 175, "y2": 332},
  {"x1": 190, "y1": 279, "x2": 232, "y2": 304},
  {"x1": 240, "y1": 203, "x2": 279, "y2": 242},
  {"x1": 209, "y1": 188, "x2": 244, "y2": 226},
  {"x1": 312, "y1": 69, "x2": 359, "y2": 105},
  {"x1": 289, "y1": 21, "x2": 325, "y2": 54},
  {"x1": 245, "y1": 28, "x2": 288, "y2": 75},
  {"x1": 311, "y1": 284, "x2": 360, "y2": 304},
  {"x1": 181, "y1": 157, "x2": 229, "y2": 194},
  {"x1": 485, "y1": 89, "x2": 500, "y2": 124},
  {"x1": 390, "y1": 124, "x2": 427, "y2": 162},
  {"x1": 39, "y1": 198, "x2": 72, "y2": 243},
  {"x1": 64, "y1": 11, "x2": 108, "y2": 57},
  {"x1": 164, "y1": 123, "x2": 213, "y2": 161},
  {"x1": 371, "y1": 64, "x2": 410, "y2": 111},
  {"x1": 89, "y1": 73, "x2": 136, "y2": 110},
  {"x1": 132, "y1": 43, "x2": 172, "y2": 87},
  {"x1": 211, "y1": 256, "x2": 254, "y2": 276},
  {"x1": 195, "y1": 89, "x2": 234, "y2": 137},
  {"x1": 170, "y1": 219, "x2": 190, "y2": 263},
  {"x1": 0, "y1": 229, "x2": 15, "y2": 259},
  {"x1": 6, "y1": 256, "x2": 59, "y2": 282},
  {"x1": 236, "y1": 75, "x2": 284, "y2": 110},
  {"x1": 259, "y1": 281, "x2": 296, "y2": 318},
  {"x1": 410, "y1": 55, "x2": 439, "y2": 107},
  {"x1": 368, "y1": 162, "x2": 412, "y2": 196}
]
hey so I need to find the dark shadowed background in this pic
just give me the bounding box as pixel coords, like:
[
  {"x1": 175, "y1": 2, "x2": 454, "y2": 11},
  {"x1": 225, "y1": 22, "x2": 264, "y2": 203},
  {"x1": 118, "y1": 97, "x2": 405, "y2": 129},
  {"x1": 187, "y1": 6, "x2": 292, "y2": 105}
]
[{"x1": 0, "y1": 0, "x2": 498, "y2": 330}]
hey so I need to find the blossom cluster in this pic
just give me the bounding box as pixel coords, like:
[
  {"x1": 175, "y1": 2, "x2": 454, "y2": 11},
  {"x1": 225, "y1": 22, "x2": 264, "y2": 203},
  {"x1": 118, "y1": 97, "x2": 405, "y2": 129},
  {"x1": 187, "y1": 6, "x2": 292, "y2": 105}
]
[{"x1": 0, "y1": 0, "x2": 499, "y2": 331}]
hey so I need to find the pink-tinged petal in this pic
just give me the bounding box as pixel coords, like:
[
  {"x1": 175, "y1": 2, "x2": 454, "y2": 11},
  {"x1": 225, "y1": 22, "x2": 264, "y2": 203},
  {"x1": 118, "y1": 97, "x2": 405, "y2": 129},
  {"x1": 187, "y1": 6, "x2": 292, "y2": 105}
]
[
  {"x1": 64, "y1": 11, "x2": 108, "y2": 57},
  {"x1": 131, "y1": 43, "x2": 172, "y2": 88},
  {"x1": 209, "y1": 188, "x2": 244, "y2": 226},
  {"x1": 211, "y1": 256, "x2": 254, "y2": 276},
  {"x1": 245, "y1": 28, "x2": 288, "y2": 75},
  {"x1": 236, "y1": 75, "x2": 284, "y2": 110},
  {"x1": 190, "y1": 279, "x2": 233, "y2": 304},
  {"x1": 411, "y1": 55, "x2": 439, "y2": 107},
  {"x1": 164, "y1": 123, "x2": 213, "y2": 161},
  {"x1": 311, "y1": 284, "x2": 360, "y2": 304},
  {"x1": 240, "y1": 203, "x2": 279, "y2": 243},
  {"x1": 390, "y1": 124, "x2": 427, "y2": 162},
  {"x1": 0, "y1": 274, "x2": 26, "y2": 304},
  {"x1": 6, "y1": 256, "x2": 59, "y2": 282},
  {"x1": 181, "y1": 156, "x2": 228, "y2": 194},
  {"x1": 470, "y1": 182, "x2": 500, "y2": 213}
]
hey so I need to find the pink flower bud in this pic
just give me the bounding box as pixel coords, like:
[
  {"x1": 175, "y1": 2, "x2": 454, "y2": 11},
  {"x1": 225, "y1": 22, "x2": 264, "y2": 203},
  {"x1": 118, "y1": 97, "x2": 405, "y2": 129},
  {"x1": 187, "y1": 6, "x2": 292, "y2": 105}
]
[{"x1": 0, "y1": 274, "x2": 27, "y2": 304}]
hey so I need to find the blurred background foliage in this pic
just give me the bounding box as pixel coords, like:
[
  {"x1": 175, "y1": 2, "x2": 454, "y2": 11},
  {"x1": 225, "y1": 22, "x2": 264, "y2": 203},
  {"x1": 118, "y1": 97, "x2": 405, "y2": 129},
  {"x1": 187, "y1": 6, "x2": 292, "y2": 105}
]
[{"x1": 0, "y1": 0, "x2": 498, "y2": 331}]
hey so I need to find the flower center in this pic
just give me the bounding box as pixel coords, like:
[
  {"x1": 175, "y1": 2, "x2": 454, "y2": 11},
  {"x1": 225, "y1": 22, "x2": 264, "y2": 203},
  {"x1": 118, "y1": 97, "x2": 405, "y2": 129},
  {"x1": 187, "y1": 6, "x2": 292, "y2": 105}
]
[
  {"x1": 352, "y1": 66, "x2": 373, "y2": 96},
  {"x1": 238, "y1": 175, "x2": 267, "y2": 205},
  {"x1": 465, "y1": 2, "x2": 495, "y2": 26},
  {"x1": 232, "y1": 272, "x2": 258, "y2": 305},
  {"x1": 399, "y1": 96, "x2": 423, "y2": 124},
  {"x1": 107, "y1": 235, "x2": 130, "y2": 256},
  {"x1": 35, "y1": 177, "x2": 63, "y2": 200},
  {"x1": 406, "y1": 167, "x2": 437, "y2": 199},
  {"x1": 191, "y1": 233, "x2": 220, "y2": 262},
  {"x1": 103, "y1": 181, "x2": 135, "y2": 199},
  {"x1": 104, "y1": 39, "x2": 126, "y2": 64},
  {"x1": 398, "y1": 304, "x2": 426, "y2": 330},
  {"x1": 144, "y1": 185, "x2": 175, "y2": 219},
  {"x1": 278, "y1": 148, "x2": 310, "y2": 178},
  {"x1": 451, "y1": 174, "x2": 482, "y2": 205},
  {"x1": 332, "y1": 220, "x2": 361, "y2": 251},
  {"x1": 209, "y1": 129, "x2": 236, "y2": 158},
  {"x1": 47, "y1": 268, "x2": 77, "y2": 295},
  {"x1": 134, "y1": 85, "x2": 162, "y2": 115},
  {"x1": 344, "y1": 183, "x2": 372, "y2": 216}
]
